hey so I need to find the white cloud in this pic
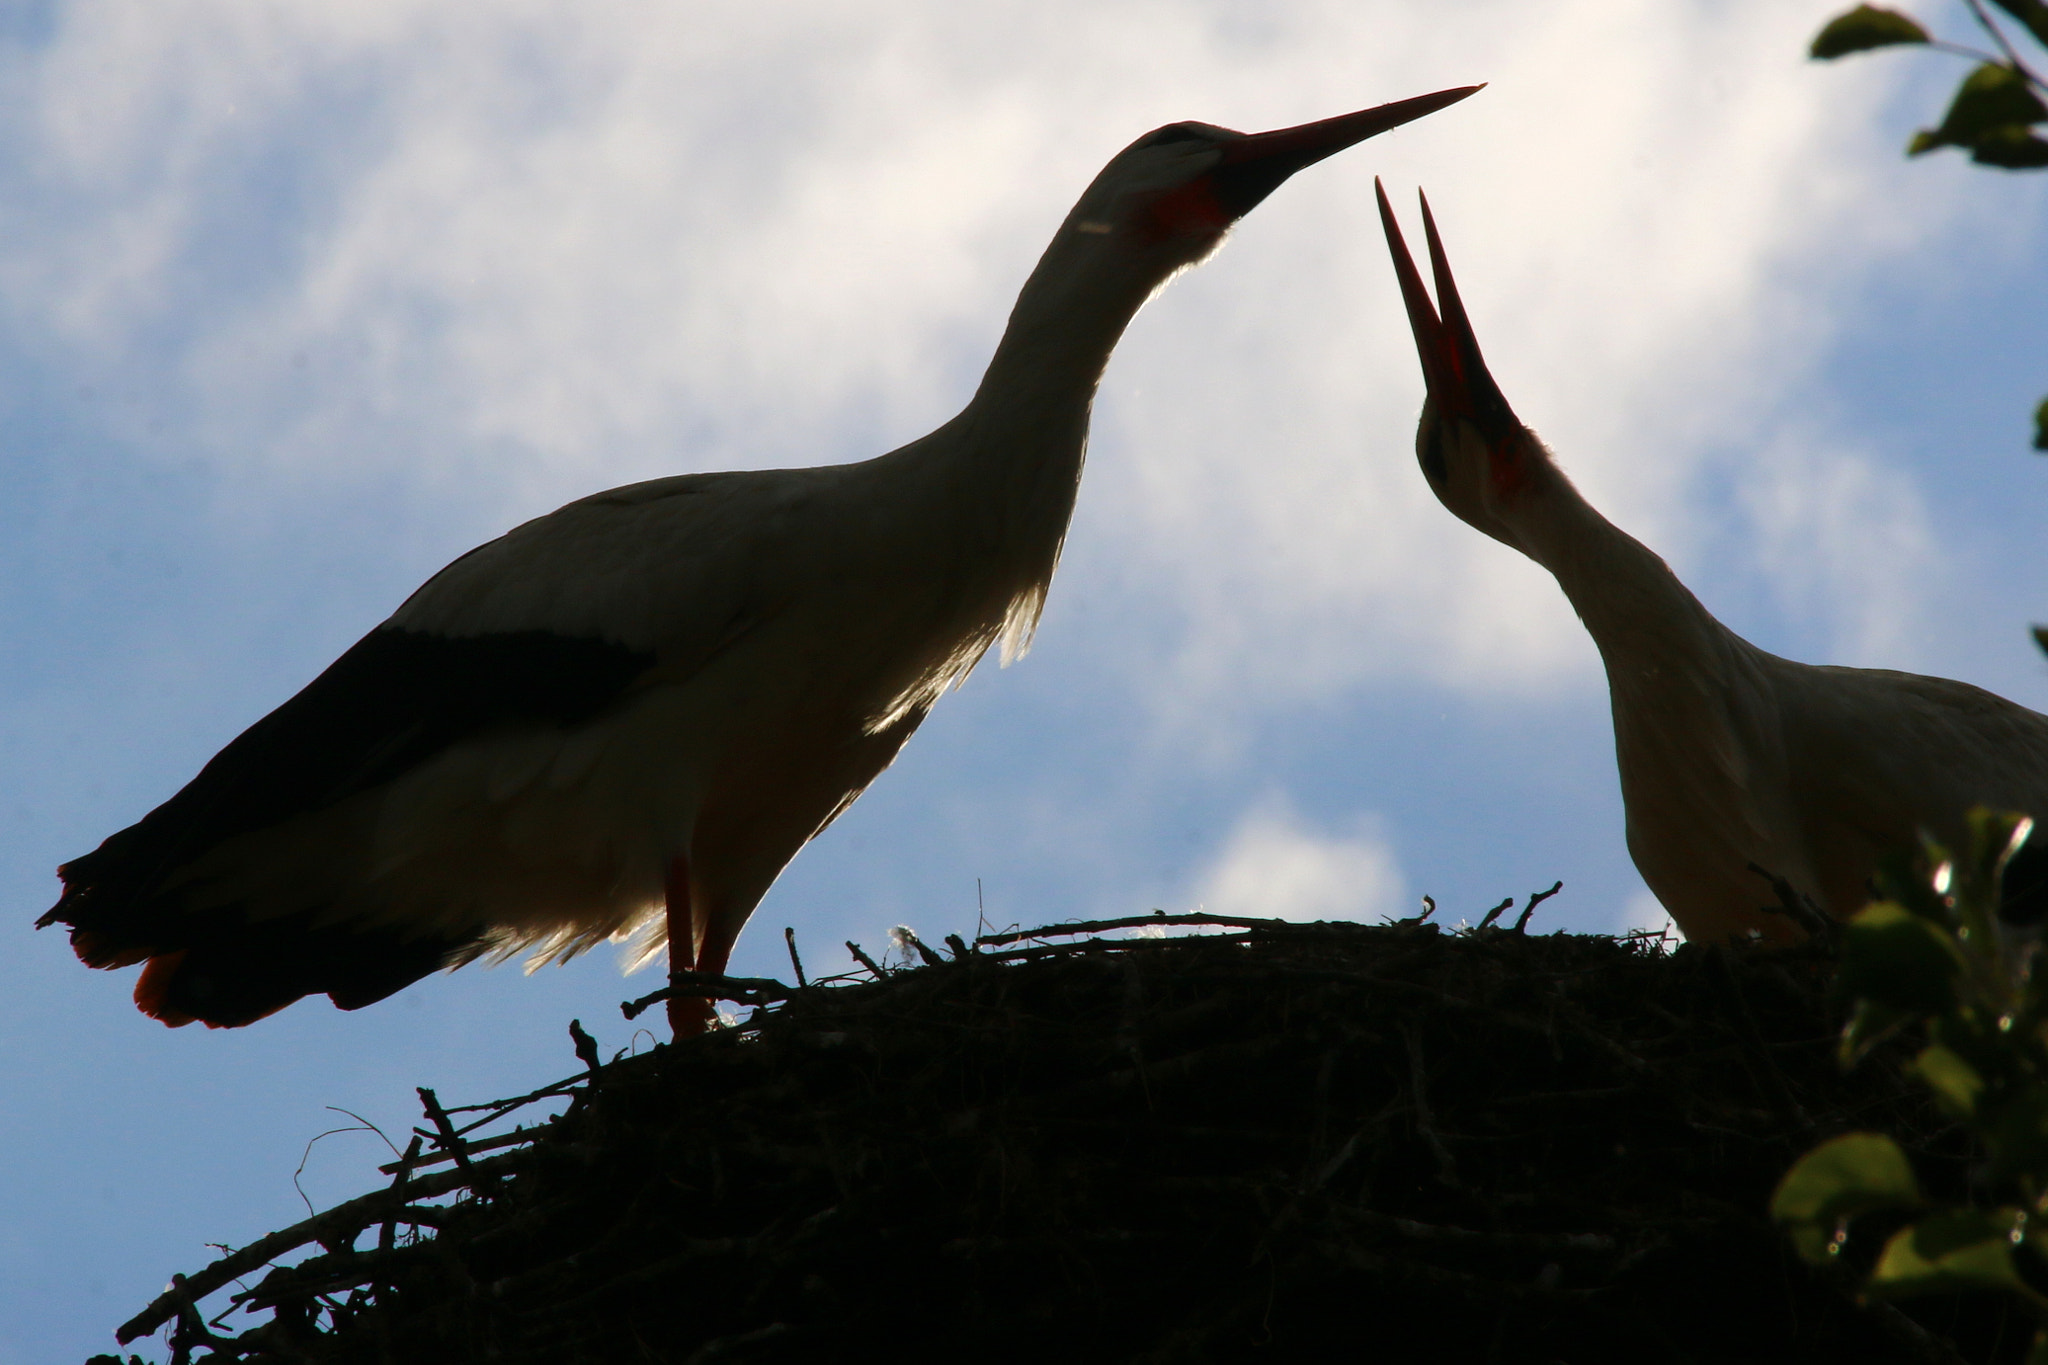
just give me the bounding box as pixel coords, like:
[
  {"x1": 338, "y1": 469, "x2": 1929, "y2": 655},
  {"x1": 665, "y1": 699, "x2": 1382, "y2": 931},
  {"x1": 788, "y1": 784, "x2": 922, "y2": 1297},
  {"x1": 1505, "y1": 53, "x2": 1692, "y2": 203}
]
[
  {"x1": 1193, "y1": 797, "x2": 1408, "y2": 924},
  {"x1": 1732, "y1": 421, "x2": 1945, "y2": 666},
  {"x1": 0, "y1": 0, "x2": 2014, "y2": 778}
]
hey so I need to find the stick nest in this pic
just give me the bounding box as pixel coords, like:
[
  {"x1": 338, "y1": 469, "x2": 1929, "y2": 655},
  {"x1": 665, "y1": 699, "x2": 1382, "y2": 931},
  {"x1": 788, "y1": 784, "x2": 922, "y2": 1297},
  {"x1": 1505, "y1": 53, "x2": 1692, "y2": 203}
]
[{"x1": 99, "y1": 910, "x2": 2026, "y2": 1364}]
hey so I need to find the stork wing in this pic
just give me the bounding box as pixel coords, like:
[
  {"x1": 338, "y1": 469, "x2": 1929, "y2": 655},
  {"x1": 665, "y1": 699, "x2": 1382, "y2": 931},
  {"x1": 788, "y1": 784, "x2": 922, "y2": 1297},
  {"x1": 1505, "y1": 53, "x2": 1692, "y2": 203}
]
[
  {"x1": 42, "y1": 466, "x2": 838, "y2": 956},
  {"x1": 44, "y1": 624, "x2": 655, "y2": 950}
]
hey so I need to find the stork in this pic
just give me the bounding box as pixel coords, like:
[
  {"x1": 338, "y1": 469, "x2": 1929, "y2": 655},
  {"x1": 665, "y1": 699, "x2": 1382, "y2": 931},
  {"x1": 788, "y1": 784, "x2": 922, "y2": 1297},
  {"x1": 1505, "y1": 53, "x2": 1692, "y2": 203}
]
[
  {"x1": 36, "y1": 87, "x2": 1481, "y2": 1036},
  {"x1": 1376, "y1": 183, "x2": 2048, "y2": 943}
]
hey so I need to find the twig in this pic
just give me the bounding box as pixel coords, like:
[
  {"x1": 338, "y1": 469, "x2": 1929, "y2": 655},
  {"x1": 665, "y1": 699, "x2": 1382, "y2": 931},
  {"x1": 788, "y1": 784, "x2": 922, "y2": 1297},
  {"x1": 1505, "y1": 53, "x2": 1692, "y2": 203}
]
[
  {"x1": 1401, "y1": 1023, "x2": 1462, "y2": 1189},
  {"x1": 1477, "y1": 897, "x2": 1515, "y2": 931},
  {"x1": 440, "y1": 1072, "x2": 585, "y2": 1122},
  {"x1": 117, "y1": 1150, "x2": 526, "y2": 1343},
  {"x1": 896, "y1": 927, "x2": 946, "y2": 968},
  {"x1": 417, "y1": 1087, "x2": 499, "y2": 1197},
  {"x1": 1965, "y1": 0, "x2": 2048, "y2": 88},
  {"x1": 1513, "y1": 881, "x2": 1564, "y2": 935},
  {"x1": 783, "y1": 927, "x2": 808, "y2": 988},
  {"x1": 620, "y1": 971, "x2": 794, "y2": 1021},
  {"x1": 846, "y1": 940, "x2": 885, "y2": 977},
  {"x1": 976, "y1": 911, "x2": 1357, "y2": 949},
  {"x1": 378, "y1": 1136, "x2": 422, "y2": 1255},
  {"x1": 380, "y1": 1125, "x2": 545, "y2": 1176},
  {"x1": 1748, "y1": 863, "x2": 1838, "y2": 946},
  {"x1": 569, "y1": 1019, "x2": 602, "y2": 1079}
]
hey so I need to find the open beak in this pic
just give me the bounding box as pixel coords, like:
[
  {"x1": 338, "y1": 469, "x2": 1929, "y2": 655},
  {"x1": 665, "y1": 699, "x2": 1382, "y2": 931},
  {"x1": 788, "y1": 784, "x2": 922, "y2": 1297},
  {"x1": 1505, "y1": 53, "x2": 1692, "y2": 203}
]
[
  {"x1": 1375, "y1": 179, "x2": 1520, "y2": 444},
  {"x1": 1209, "y1": 86, "x2": 1483, "y2": 218}
]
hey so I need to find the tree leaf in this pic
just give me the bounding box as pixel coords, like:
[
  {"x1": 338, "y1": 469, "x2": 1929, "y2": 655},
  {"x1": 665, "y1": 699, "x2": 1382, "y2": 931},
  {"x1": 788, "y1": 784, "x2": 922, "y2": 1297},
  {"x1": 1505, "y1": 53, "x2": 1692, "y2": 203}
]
[
  {"x1": 1913, "y1": 1044, "x2": 1987, "y2": 1116},
  {"x1": 1972, "y1": 128, "x2": 2048, "y2": 168},
  {"x1": 2034, "y1": 396, "x2": 2048, "y2": 451},
  {"x1": 1912, "y1": 63, "x2": 2048, "y2": 157},
  {"x1": 1870, "y1": 1208, "x2": 2029, "y2": 1297},
  {"x1": 2033, "y1": 623, "x2": 2048, "y2": 657},
  {"x1": 1989, "y1": 0, "x2": 2048, "y2": 49},
  {"x1": 1839, "y1": 899, "x2": 1965, "y2": 1014},
  {"x1": 1812, "y1": 5, "x2": 1932, "y2": 58},
  {"x1": 1773, "y1": 1132, "x2": 1925, "y2": 1263}
]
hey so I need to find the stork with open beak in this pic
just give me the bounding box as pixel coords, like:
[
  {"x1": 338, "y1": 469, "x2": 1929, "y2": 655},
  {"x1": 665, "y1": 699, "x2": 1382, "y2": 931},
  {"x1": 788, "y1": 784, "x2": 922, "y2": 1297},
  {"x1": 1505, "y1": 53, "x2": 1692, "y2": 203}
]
[
  {"x1": 36, "y1": 87, "x2": 1481, "y2": 1036},
  {"x1": 1376, "y1": 183, "x2": 2048, "y2": 941}
]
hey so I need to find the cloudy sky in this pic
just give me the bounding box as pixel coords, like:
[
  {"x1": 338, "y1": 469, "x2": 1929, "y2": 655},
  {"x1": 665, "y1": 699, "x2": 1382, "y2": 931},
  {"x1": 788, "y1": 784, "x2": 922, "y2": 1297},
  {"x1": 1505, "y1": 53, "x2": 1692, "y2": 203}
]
[{"x1": 3, "y1": 1, "x2": 2045, "y2": 1357}]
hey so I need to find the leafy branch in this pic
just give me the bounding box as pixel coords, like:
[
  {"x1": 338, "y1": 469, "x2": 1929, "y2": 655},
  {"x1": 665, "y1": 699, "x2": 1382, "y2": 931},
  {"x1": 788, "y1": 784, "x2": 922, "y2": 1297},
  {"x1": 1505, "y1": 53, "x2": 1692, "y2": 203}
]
[
  {"x1": 1812, "y1": 2, "x2": 2048, "y2": 450},
  {"x1": 1773, "y1": 810, "x2": 2048, "y2": 1359}
]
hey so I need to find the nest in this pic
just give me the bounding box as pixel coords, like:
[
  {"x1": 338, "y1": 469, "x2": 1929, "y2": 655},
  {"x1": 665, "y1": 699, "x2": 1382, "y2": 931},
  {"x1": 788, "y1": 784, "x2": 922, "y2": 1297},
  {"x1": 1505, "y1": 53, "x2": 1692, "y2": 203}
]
[{"x1": 97, "y1": 906, "x2": 2027, "y2": 1365}]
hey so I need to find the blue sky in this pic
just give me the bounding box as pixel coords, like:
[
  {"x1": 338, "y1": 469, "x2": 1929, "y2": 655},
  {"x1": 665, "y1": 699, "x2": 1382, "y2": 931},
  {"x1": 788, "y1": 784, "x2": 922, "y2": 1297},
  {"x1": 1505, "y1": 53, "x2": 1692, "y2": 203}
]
[{"x1": 3, "y1": 2, "x2": 2045, "y2": 1359}]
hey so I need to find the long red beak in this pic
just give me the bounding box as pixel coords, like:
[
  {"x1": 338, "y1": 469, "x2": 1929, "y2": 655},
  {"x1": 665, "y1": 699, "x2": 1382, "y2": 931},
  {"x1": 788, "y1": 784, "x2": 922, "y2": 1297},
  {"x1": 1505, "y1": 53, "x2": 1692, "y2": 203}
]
[
  {"x1": 1209, "y1": 86, "x2": 1484, "y2": 218},
  {"x1": 1375, "y1": 179, "x2": 1520, "y2": 444}
]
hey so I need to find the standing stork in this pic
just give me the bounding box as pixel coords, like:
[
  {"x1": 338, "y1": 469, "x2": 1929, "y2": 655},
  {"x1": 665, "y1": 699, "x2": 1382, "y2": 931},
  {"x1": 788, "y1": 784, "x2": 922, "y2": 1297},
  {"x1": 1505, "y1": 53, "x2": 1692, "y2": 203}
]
[
  {"x1": 1376, "y1": 183, "x2": 2048, "y2": 942},
  {"x1": 36, "y1": 87, "x2": 1480, "y2": 1036}
]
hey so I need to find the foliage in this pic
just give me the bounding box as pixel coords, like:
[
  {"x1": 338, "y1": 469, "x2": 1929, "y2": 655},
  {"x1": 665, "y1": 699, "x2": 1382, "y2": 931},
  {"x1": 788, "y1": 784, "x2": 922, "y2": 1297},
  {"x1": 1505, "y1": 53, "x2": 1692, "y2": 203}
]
[{"x1": 1773, "y1": 810, "x2": 2048, "y2": 1359}]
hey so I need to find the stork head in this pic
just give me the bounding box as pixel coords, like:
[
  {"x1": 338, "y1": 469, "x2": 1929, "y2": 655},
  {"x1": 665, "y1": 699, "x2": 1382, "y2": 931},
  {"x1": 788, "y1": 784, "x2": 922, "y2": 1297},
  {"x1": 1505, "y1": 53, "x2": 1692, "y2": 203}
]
[
  {"x1": 1376, "y1": 181, "x2": 1549, "y2": 551},
  {"x1": 1060, "y1": 88, "x2": 1481, "y2": 282}
]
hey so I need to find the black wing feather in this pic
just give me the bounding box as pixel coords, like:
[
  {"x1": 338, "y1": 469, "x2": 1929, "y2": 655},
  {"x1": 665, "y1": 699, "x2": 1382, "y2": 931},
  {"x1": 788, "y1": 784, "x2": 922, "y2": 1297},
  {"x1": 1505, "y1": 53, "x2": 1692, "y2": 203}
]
[{"x1": 41, "y1": 625, "x2": 655, "y2": 1017}]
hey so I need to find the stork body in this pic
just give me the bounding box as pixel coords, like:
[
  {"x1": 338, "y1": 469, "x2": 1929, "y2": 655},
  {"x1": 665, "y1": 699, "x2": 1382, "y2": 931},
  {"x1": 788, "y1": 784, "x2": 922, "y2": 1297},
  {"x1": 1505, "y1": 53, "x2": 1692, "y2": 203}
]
[
  {"x1": 39, "y1": 88, "x2": 1478, "y2": 1032},
  {"x1": 1377, "y1": 186, "x2": 2048, "y2": 942}
]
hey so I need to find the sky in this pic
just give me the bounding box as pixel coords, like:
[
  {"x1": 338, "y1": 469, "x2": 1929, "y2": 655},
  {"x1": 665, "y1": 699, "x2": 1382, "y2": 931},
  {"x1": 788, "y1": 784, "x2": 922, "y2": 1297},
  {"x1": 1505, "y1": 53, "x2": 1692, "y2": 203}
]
[{"x1": 2, "y1": 1, "x2": 2045, "y2": 1359}]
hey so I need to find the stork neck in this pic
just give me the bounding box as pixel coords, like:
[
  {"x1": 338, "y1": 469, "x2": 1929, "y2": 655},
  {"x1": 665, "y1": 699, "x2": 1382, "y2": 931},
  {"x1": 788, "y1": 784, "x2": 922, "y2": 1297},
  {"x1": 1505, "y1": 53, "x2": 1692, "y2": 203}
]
[
  {"x1": 1506, "y1": 471, "x2": 1729, "y2": 672},
  {"x1": 929, "y1": 235, "x2": 1166, "y2": 555},
  {"x1": 967, "y1": 245, "x2": 1156, "y2": 429}
]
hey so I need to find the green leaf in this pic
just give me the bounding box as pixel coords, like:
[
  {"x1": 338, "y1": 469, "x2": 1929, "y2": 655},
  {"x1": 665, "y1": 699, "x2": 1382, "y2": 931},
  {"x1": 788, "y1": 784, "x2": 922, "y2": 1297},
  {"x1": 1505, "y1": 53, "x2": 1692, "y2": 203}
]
[
  {"x1": 1773, "y1": 1132, "x2": 1925, "y2": 1263},
  {"x1": 1812, "y1": 5, "x2": 1932, "y2": 58},
  {"x1": 1911, "y1": 63, "x2": 2048, "y2": 158},
  {"x1": 2034, "y1": 396, "x2": 2048, "y2": 451},
  {"x1": 1972, "y1": 128, "x2": 2048, "y2": 168},
  {"x1": 1840, "y1": 899, "x2": 1965, "y2": 1014},
  {"x1": 1976, "y1": 807, "x2": 2038, "y2": 888},
  {"x1": 2035, "y1": 624, "x2": 2048, "y2": 657},
  {"x1": 1870, "y1": 1208, "x2": 2029, "y2": 1297},
  {"x1": 1989, "y1": 0, "x2": 2048, "y2": 49},
  {"x1": 1841, "y1": 999, "x2": 1916, "y2": 1066},
  {"x1": 1913, "y1": 1044, "x2": 1987, "y2": 1115},
  {"x1": 1871, "y1": 842, "x2": 1954, "y2": 921}
]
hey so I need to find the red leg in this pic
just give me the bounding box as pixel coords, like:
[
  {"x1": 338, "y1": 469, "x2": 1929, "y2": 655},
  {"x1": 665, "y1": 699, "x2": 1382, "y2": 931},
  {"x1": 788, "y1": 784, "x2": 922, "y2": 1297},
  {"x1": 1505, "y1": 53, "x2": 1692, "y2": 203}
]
[{"x1": 664, "y1": 854, "x2": 713, "y2": 1039}]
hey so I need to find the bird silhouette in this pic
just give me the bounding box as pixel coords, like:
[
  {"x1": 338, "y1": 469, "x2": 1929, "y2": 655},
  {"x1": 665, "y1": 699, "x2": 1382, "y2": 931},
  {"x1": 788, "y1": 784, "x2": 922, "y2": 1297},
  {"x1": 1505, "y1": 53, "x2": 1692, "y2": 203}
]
[
  {"x1": 36, "y1": 87, "x2": 1480, "y2": 1034},
  {"x1": 1376, "y1": 181, "x2": 2048, "y2": 942}
]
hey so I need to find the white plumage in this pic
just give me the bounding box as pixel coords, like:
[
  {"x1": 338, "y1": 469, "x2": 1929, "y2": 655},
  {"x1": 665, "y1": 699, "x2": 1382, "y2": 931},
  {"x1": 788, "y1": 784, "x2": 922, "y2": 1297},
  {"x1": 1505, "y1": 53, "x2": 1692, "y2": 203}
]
[
  {"x1": 1376, "y1": 184, "x2": 2048, "y2": 941},
  {"x1": 40, "y1": 88, "x2": 1479, "y2": 1033}
]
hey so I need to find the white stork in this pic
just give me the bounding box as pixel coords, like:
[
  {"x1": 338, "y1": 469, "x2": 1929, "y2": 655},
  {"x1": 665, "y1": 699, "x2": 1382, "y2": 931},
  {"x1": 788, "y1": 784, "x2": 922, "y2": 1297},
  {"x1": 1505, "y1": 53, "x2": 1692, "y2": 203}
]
[
  {"x1": 1376, "y1": 183, "x2": 2048, "y2": 943},
  {"x1": 37, "y1": 87, "x2": 1481, "y2": 1035}
]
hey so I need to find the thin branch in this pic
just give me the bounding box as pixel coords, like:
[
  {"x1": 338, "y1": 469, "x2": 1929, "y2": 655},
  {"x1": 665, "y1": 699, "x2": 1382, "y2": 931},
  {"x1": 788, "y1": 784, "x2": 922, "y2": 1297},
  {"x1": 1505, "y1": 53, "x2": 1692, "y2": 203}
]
[
  {"x1": 976, "y1": 910, "x2": 1359, "y2": 948},
  {"x1": 117, "y1": 1150, "x2": 526, "y2": 1343},
  {"x1": 1514, "y1": 881, "x2": 1565, "y2": 935},
  {"x1": 1964, "y1": 0, "x2": 2048, "y2": 87},
  {"x1": 783, "y1": 926, "x2": 808, "y2": 988},
  {"x1": 845, "y1": 940, "x2": 885, "y2": 977},
  {"x1": 620, "y1": 970, "x2": 794, "y2": 1021}
]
